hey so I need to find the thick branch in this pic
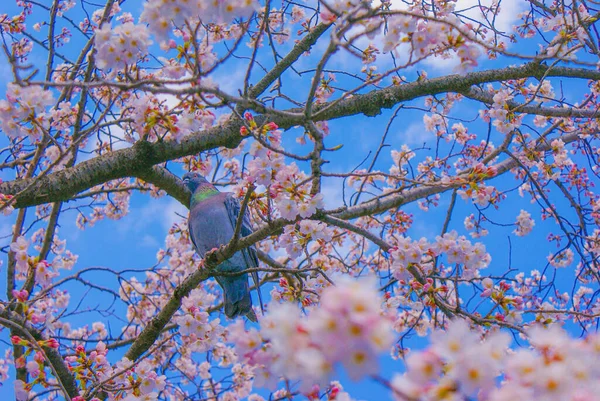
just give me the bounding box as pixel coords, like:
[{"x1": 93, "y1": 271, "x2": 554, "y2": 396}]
[
  {"x1": 136, "y1": 166, "x2": 190, "y2": 206},
  {"x1": 2, "y1": 63, "x2": 599, "y2": 209}
]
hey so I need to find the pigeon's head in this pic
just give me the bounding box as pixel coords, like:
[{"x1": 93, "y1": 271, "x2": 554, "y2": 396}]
[{"x1": 182, "y1": 172, "x2": 210, "y2": 192}]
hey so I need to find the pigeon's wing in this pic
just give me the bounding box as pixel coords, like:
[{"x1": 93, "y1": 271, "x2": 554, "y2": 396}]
[
  {"x1": 224, "y1": 193, "x2": 264, "y2": 314},
  {"x1": 188, "y1": 214, "x2": 198, "y2": 251},
  {"x1": 188, "y1": 203, "x2": 206, "y2": 254},
  {"x1": 223, "y1": 193, "x2": 258, "y2": 262}
]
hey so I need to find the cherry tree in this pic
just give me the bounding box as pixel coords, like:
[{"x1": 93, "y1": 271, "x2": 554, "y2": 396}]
[{"x1": 1, "y1": 0, "x2": 600, "y2": 400}]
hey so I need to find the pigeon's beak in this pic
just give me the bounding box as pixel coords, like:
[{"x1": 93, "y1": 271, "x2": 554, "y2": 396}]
[{"x1": 182, "y1": 177, "x2": 190, "y2": 184}]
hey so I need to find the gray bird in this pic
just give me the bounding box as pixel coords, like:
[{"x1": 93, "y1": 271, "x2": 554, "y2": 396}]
[{"x1": 183, "y1": 172, "x2": 263, "y2": 322}]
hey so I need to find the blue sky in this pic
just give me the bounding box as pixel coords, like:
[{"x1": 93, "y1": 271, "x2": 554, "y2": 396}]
[{"x1": 0, "y1": 0, "x2": 596, "y2": 399}]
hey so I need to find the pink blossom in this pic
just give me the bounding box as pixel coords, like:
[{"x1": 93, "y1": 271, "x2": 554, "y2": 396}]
[
  {"x1": 0, "y1": 83, "x2": 54, "y2": 140},
  {"x1": 94, "y1": 22, "x2": 152, "y2": 70},
  {"x1": 514, "y1": 210, "x2": 535, "y2": 236},
  {"x1": 547, "y1": 248, "x2": 574, "y2": 268},
  {"x1": 141, "y1": 0, "x2": 259, "y2": 39},
  {"x1": 234, "y1": 276, "x2": 393, "y2": 389},
  {"x1": 14, "y1": 380, "x2": 28, "y2": 401},
  {"x1": 26, "y1": 360, "x2": 40, "y2": 377},
  {"x1": 405, "y1": 350, "x2": 443, "y2": 385},
  {"x1": 276, "y1": 199, "x2": 298, "y2": 220}
]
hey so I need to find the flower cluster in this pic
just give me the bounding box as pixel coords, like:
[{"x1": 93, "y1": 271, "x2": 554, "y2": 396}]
[
  {"x1": 393, "y1": 321, "x2": 600, "y2": 401},
  {"x1": 174, "y1": 288, "x2": 224, "y2": 352},
  {"x1": 94, "y1": 22, "x2": 152, "y2": 70},
  {"x1": 11, "y1": 335, "x2": 60, "y2": 401},
  {"x1": 383, "y1": 13, "x2": 481, "y2": 72},
  {"x1": 278, "y1": 220, "x2": 333, "y2": 259},
  {"x1": 10, "y1": 236, "x2": 29, "y2": 276},
  {"x1": 389, "y1": 145, "x2": 415, "y2": 181},
  {"x1": 464, "y1": 214, "x2": 489, "y2": 238},
  {"x1": 244, "y1": 128, "x2": 326, "y2": 221},
  {"x1": 64, "y1": 344, "x2": 166, "y2": 401},
  {"x1": 276, "y1": 194, "x2": 324, "y2": 221},
  {"x1": 319, "y1": 0, "x2": 363, "y2": 22},
  {"x1": 390, "y1": 231, "x2": 490, "y2": 282},
  {"x1": 49, "y1": 101, "x2": 79, "y2": 136},
  {"x1": 239, "y1": 113, "x2": 279, "y2": 138},
  {"x1": 549, "y1": 138, "x2": 573, "y2": 176},
  {"x1": 457, "y1": 183, "x2": 498, "y2": 207},
  {"x1": 547, "y1": 248, "x2": 574, "y2": 269},
  {"x1": 514, "y1": 210, "x2": 535, "y2": 237},
  {"x1": 483, "y1": 88, "x2": 524, "y2": 134},
  {"x1": 122, "y1": 94, "x2": 215, "y2": 143},
  {"x1": 246, "y1": 129, "x2": 286, "y2": 187},
  {"x1": 141, "y1": 0, "x2": 259, "y2": 40},
  {"x1": 0, "y1": 12, "x2": 26, "y2": 34},
  {"x1": 231, "y1": 276, "x2": 394, "y2": 390},
  {"x1": 0, "y1": 83, "x2": 54, "y2": 141}
]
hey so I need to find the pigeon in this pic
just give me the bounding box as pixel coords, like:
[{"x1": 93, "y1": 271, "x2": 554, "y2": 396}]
[{"x1": 182, "y1": 172, "x2": 263, "y2": 322}]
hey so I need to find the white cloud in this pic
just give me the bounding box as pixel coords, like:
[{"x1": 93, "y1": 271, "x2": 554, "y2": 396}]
[
  {"x1": 137, "y1": 196, "x2": 188, "y2": 231},
  {"x1": 0, "y1": 60, "x2": 13, "y2": 83},
  {"x1": 398, "y1": 121, "x2": 434, "y2": 146},
  {"x1": 409, "y1": 216, "x2": 440, "y2": 240},
  {"x1": 211, "y1": 62, "x2": 249, "y2": 95},
  {"x1": 0, "y1": 217, "x2": 13, "y2": 238},
  {"x1": 114, "y1": 196, "x2": 187, "y2": 244},
  {"x1": 380, "y1": 0, "x2": 525, "y2": 33},
  {"x1": 80, "y1": 122, "x2": 131, "y2": 163},
  {"x1": 140, "y1": 233, "x2": 160, "y2": 248},
  {"x1": 321, "y1": 178, "x2": 346, "y2": 209},
  {"x1": 456, "y1": 0, "x2": 525, "y2": 33},
  {"x1": 160, "y1": 198, "x2": 189, "y2": 230}
]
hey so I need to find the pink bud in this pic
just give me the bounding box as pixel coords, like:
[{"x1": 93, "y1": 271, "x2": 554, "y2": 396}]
[
  {"x1": 15, "y1": 355, "x2": 26, "y2": 368},
  {"x1": 12, "y1": 289, "x2": 28, "y2": 302},
  {"x1": 11, "y1": 335, "x2": 24, "y2": 345},
  {"x1": 34, "y1": 351, "x2": 45, "y2": 363},
  {"x1": 265, "y1": 122, "x2": 278, "y2": 131},
  {"x1": 329, "y1": 385, "x2": 340, "y2": 400}
]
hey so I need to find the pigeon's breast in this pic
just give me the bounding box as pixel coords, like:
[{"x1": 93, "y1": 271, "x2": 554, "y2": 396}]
[{"x1": 190, "y1": 200, "x2": 235, "y2": 257}]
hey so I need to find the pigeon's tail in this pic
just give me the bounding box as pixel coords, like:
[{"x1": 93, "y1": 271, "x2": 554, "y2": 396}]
[
  {"x1": 245, "y1": 309, "x2": 258, "y2": 323},
  {"x1": 217, "y1": 275, "x2": 254, "y2": 321}
]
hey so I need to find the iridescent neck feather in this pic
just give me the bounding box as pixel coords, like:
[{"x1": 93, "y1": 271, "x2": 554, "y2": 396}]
[{"x1": 191, "y1": 183, "x2": 219, "y2": 204}]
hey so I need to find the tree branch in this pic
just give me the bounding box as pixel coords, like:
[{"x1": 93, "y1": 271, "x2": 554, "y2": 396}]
[{"x1": 2, "y1": 63, "x2": 598, "y2": 209}]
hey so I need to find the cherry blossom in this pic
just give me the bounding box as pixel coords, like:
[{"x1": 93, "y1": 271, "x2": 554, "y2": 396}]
[
  {"x1": 231, "y1": 276, "x2": 393, "y2": 390},
  {"x1": 94, "y1": 22, "x2": 152, "y2": 71},
  {"x1": 1, "y1": 1, "x2": 600, "y2": 400},
  {"x1": 514, "y1": 210, "x2": 535, "y2": 237}
]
